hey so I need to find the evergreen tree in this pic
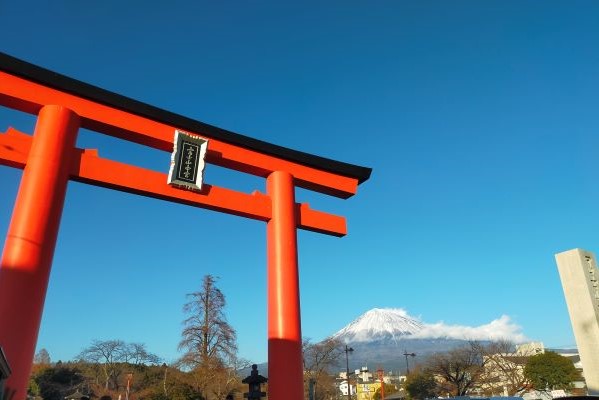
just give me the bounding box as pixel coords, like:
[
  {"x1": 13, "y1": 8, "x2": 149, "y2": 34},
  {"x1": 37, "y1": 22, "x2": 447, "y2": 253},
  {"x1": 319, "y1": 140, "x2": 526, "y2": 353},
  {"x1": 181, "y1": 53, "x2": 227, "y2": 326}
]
[{"x1": 524, "y1": 351, "x2": 580, "y2": 391}]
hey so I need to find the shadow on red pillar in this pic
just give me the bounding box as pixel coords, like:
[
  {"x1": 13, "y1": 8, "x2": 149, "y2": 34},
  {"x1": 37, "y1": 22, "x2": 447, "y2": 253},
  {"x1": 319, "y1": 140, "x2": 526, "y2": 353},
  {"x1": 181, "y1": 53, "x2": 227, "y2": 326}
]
[
  {"x1": 267, "y1": 171, "x2": 303, "y2": 400},
  {"x1": 0, "y1": 105, "x2": 79, "y2": 400}
]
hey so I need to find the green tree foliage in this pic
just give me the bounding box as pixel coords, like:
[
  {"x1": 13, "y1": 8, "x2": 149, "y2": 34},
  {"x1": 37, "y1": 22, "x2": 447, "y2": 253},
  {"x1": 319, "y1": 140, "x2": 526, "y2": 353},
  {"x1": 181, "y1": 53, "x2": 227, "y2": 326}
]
[
  {"x1": 405, "y1": 370, "x2": 438, "y2": 400},
  {"x1": 30, "y1": 365, "x2": 84, "y2": 400},
  {"x1": 26, "y1": 283, "x2": 243, "y2": 400},
  {"x1": 524, "y1": 351, "x2": 580, "y2": 391},
  {"x1": 29, "y1": 360, "x2": 209, "y2": 400},
  {"x1": 132, "y1": 364, "x2": 203, "y2": 400},
  {"x1": 27, "y1": 377, "x2": 41, "y2": 398}
]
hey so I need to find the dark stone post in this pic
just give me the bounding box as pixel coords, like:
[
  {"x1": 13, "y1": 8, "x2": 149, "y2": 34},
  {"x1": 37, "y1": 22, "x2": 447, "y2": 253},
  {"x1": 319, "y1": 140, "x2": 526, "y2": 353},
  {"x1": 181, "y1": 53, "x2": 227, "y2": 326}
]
[{"x1": 242, "y1": 364, "x2": 268, "y2": 399}]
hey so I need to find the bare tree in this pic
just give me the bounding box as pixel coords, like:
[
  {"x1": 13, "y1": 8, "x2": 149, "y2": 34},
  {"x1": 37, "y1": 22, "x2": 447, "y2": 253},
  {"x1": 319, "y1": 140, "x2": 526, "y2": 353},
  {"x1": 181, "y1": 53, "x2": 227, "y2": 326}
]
[
  {"x1": 179, "y1": 275, "x2": 237, "y2": 367},
  {"x1": 210, "y1": 355, "x2": 252, "y2": 400},
  {"x1": 479, "y1": 341, "x2": 531, "y2": 396},
  {"x1": 178, "y1": 275, "x2": 238, "y2": 399},
  {"x1": 426, "y1": 341, "x2": 488, "y2": 396},
  {"x1": 77, "y1": 340, "x2": 160, "y2": 391},
  {"x1": 125, "y1": 343, "x2": 161, "y2": 367},
  {"x1": 303, "y1": 337, "x2": 344, "y2": 400},
  {"x1": 78, "y1": 340, "x2": 127, "y2": 390},
  {"x1": 34, "y1": 348, "x2": 51, "y2": 365}
]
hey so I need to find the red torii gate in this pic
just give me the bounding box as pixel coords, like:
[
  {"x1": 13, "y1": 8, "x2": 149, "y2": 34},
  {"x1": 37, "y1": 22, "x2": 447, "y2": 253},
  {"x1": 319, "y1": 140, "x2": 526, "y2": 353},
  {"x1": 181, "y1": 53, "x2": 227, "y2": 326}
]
[{"x1": 0, "y1": 53, "x2": 371, "y2": 400}]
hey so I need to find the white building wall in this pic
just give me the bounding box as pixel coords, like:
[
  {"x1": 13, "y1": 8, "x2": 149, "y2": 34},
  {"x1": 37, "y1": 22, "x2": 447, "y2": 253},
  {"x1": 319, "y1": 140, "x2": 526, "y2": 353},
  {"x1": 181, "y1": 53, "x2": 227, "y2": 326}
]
[
  {"x1": 339, "y1": 381, "x2": 355, "y2": 396},
  {"x1": 515, "y1": 342, "x2": 544, "y2": 356},
  {"x1": 555, "y1": 248, "x2": 599, "y2": 395}
]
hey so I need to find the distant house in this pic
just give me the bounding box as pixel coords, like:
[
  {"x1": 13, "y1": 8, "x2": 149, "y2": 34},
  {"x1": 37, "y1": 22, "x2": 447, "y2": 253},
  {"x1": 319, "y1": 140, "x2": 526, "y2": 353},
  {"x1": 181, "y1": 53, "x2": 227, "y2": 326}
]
[
  {"x1": 338, "y1": 366, "x2": 405, "y2": 399},
  {"x1": 357, "y1": 381, "x2": 382, "y2": 400},
  {"x1": 516, "y1": 342, "x2": 544, "y2": 356},
  {"x1": 339, "y1": 380, "x2": 355, "y2": 396}
]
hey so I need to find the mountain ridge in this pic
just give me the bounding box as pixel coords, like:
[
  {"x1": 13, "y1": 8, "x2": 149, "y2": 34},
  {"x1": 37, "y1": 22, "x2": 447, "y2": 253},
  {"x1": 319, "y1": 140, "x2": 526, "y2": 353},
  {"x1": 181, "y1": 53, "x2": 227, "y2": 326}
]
[
  {"x1": 332, "y1": 308, "x2": 424, "y2": 343},
  {"x1": 327, "y1": 307, "x2": 526, "y2": 373}
]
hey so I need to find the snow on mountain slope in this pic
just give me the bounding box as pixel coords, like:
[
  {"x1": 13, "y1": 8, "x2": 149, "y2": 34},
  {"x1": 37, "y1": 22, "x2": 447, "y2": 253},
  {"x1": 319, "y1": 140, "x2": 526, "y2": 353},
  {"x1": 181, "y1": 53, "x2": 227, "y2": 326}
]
[
  {"x1": 332, "y1": 308, "x2": 423, "y2": 342},
  {"x1": 332, "y1": 308, "x2": 527, "y2": 344}
]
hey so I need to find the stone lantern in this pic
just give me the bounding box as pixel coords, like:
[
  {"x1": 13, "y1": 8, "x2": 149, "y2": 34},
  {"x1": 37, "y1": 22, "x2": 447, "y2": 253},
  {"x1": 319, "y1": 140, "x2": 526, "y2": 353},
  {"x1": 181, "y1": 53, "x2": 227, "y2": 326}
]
[{"x1": 242, "y1": 364, "x2": 267, "y2": 399}]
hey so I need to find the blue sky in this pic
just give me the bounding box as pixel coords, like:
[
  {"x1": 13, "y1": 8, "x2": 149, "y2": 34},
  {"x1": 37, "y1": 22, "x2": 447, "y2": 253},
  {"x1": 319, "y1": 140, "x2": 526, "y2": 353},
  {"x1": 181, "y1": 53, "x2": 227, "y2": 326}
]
[{"x1": 1, "y1": 1, "x2": 599, "y2": 364}]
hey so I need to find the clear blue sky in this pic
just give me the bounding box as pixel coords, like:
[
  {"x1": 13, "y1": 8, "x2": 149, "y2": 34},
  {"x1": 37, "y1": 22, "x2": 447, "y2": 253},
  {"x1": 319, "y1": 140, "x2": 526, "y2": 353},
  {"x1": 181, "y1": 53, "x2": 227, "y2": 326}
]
[{"x1": 1, "y1": 1, "x2": 599, "y2": 364}]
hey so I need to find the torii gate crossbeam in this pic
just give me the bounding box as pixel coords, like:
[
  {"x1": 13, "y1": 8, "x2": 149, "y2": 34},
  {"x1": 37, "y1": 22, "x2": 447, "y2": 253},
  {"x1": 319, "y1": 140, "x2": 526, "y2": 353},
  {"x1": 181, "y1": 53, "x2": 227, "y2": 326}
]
[{"x1": 0, "y1": 53, "x2": 371, "y2": 400}]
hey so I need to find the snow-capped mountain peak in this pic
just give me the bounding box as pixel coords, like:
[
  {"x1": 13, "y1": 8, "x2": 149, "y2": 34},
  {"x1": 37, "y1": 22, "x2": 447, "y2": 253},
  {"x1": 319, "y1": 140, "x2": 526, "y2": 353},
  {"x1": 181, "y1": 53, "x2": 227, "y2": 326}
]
[{"x1": 332, "y1": 308, "x2": 423, "y2": 343}]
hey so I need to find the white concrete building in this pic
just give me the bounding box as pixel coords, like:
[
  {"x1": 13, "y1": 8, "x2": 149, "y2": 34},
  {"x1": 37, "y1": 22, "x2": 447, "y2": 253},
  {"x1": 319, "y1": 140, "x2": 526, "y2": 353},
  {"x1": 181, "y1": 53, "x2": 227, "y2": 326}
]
[
  {"x1": 555, "y1": 248, "x2": 599, "y2": 395},
  {"x1": 339, "y1": 380, "x2": 355, "y2": 396},
  {"x1": 515, "y1": 342, "x2": 544, "y2": 356}
]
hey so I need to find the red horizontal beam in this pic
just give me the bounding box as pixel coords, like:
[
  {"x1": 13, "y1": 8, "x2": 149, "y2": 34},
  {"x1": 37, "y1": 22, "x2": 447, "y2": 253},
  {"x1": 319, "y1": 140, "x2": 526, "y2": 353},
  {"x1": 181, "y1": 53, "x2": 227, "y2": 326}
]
[
  {"x1": 0, "y1": 72, "x2": 359, "y2": 199},
  {"x1": 0, "y1": 128, "x2": 346, "y2": 236}
]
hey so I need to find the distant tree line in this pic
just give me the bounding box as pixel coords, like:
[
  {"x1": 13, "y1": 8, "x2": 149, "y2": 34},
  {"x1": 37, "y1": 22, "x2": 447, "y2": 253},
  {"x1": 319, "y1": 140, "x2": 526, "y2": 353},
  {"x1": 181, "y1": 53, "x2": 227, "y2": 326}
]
[
  {"x1": 297, "y1": 338, "x2": 582, "y2": 400},
  {"x1": 28, "y1": 351, "x2": 204, "y2": 400},
  {"x1": 405, "y1": 341, "x2": 581, "y2": 399},
  {"x1": 300, "y1": 338, "x2": 581, "y2": 400},
  {"x1": 28, "y1": 275, "x2": 249, "y2": 400},
  {"x1": 28, "y1": 274, "x2": 582, "y2": 400}
]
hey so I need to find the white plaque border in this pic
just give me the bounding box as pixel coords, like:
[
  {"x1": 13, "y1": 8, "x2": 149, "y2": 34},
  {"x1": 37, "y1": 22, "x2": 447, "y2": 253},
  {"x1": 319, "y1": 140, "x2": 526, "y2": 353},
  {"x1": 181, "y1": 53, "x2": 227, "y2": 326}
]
[{"x1": 167, "y1": 129, "x2": 209, "y2": 191}]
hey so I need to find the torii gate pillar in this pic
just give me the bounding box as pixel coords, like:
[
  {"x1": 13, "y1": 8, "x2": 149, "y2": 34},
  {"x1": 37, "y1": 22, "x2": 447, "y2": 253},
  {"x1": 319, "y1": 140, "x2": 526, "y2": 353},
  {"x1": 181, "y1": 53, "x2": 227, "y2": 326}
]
[
  {"x1": 267, "y1": 171, "x2": 303, "y2": 400},
  {"x1": 0, "y1": 105, "x2": 79, "y2": 398}
]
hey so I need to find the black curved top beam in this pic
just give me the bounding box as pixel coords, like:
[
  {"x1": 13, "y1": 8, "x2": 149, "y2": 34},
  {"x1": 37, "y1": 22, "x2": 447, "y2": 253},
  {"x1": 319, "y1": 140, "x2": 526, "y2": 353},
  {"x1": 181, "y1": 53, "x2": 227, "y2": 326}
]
[{"x1": 0, "y1": 52, "x2": 371, "y2": 184}]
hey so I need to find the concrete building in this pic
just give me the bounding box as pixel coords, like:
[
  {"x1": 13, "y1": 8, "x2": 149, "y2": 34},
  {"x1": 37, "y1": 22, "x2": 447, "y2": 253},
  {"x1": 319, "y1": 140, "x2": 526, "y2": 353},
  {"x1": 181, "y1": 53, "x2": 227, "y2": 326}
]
[
  {"x1": 339, "y1": 380, "x2": 355, "y2": 396},
  {"x1": 355, "y1": 367, "x2": 373, "y2": 383},
  {"x1": 356, "y1": 381, "x2": 382, "y2": 400},
  {"x1": 515, "y1": 342, "x2": 544, "y2": 356},
  {"x1": 555, "y1": 248, "x2": 599, "y2": 395}
]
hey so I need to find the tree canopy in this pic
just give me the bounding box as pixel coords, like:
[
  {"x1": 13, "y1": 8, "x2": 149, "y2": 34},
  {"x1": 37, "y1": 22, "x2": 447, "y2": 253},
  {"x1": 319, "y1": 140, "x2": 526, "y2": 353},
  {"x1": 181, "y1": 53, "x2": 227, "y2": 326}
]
[
  {"x1": 34, "y1": 348, "x2": 51, "y2": 365},
  {"x1": 405, "y1": 369, "x2": 438, "y2": 400},
  {"x1": 29, "y1": 364, "x2": 84, "y2": 400},
  {"x1": 28, "y1": 276, "x2": 245, "y2": 400},
  {"x1": 425, "y1": 341, "x2": 488, "y2": 396},
  {"x1": 77, "y1": 340, "x2": 160, "y2": 390},
  {"x1": 524, "y1": 351, "x2": 579, "y2": 391},
  {"x1": 302, "y1": 337, "x2": 344, "y2": 400},
  {"x1": 178, "y1": 275, "x2": 237, "y2": 368},
  {"x1": 177, "y1": 275, "x2": 241, "y2": 400}
]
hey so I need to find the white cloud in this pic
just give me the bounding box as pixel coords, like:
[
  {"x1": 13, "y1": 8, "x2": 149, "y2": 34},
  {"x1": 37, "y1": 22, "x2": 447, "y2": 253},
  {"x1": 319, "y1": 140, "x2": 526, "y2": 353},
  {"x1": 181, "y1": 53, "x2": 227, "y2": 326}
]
[{"x1": 412, "y1": 315, "x2": 528, "y2": 343}]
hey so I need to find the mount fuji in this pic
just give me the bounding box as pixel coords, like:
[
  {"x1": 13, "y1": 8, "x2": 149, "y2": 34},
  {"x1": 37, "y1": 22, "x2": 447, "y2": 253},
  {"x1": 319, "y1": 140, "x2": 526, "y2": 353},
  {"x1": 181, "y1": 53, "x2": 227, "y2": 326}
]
[
  {"x1": 329, "y1": 308, "x2": 526, "y2": 373},
  {"x1": 332, "y1": 308, "x2": 423, "y2": 343}
]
